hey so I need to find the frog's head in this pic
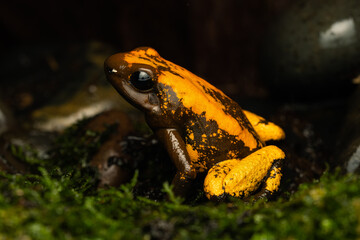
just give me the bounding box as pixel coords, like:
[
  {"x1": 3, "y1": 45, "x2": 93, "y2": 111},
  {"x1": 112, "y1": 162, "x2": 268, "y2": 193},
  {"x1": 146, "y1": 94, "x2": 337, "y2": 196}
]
[{"x1": 104, "y1": 47, "x2": 162, "y2": 113}]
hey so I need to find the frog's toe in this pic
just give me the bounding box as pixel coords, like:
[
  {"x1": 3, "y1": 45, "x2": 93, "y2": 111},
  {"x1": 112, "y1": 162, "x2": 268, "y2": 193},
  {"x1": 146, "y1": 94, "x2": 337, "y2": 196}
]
[
  {"x1": 204, "y1": 159, "x2": 239, "y2": 200},
  {"x1": 263, "y1": 161, "x2": 282, "y2": 194},
  {"x1": 245, "y1": 161, "x2": 282, "y2": 200}
]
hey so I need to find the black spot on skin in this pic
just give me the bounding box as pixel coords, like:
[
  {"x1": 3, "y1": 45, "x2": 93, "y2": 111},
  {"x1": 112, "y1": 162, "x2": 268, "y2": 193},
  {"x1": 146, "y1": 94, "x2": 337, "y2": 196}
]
[
  {"x1": 158, "y1": 66, "x2": 184, "y2": 79},
  {"x1": 197, "y1": 82, "x2": 263, "y2": 148},
  {"x1": 156, "y1": 83, "x2": 184, "y2": 115},
  {"x1": 138, "y1": 56, "x2": 151, "y2": 62},
  {"x1": 264, "y1": 158, "x2": 283, "y2": 180},
  {"x1": 143, "y1": 52, "x2": 185, "y2": 79},
  {"x1": 144, "y1": 52, "x2": 167, "y2": 65},
  {"x1": 183, "y1": 114, "x2": 257, "y2": 170},
  {"x1": 258, "y1": 119, "x2": 269, "y2": 125}
]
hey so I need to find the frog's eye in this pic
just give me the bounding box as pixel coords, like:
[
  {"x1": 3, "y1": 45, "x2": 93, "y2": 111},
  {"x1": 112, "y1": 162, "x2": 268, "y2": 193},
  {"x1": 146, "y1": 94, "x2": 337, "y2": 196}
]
[{"x1": 129, "y1": 71, "x2": 154, "y2": 91}]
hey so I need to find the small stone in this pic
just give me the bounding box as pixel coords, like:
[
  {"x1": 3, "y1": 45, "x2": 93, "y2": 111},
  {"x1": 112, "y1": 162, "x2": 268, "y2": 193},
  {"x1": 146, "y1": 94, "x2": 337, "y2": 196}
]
[
  {"x1": 335, "y1": 85, "x2": 360, "y2": 172},
  {"x1": 86, "y1": 110, "x2": 134, "y2": 188},
  {"x1": 261, "y1": 0, "x2": 360, "y2": 98}
]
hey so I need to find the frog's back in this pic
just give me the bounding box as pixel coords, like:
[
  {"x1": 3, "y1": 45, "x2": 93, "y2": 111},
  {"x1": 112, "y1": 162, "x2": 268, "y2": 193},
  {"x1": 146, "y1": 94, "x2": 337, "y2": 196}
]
[
  {"x1": 177, "y1": 83, "x2": 264, "y2": 171},
  {"x1": 154, "y1": 61, "x2": 264, "y2": 172}
]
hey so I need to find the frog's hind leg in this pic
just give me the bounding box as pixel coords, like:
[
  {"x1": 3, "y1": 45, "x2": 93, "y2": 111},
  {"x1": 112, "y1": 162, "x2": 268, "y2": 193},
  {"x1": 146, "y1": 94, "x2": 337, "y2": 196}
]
[
  {"x1": 204, "y1": 145, "x2": 285, "y2": 200},
  {"x1": 243, "y1": 110, "x2": 285, "y2": 142}
]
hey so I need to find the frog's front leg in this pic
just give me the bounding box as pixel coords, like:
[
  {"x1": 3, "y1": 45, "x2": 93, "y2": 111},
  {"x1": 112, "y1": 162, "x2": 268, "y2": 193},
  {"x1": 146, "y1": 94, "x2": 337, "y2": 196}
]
[
  {"x1": 204, "y1": 145, "x2": 285, "y2": 200},
  {"x1": 155, "y1": 128, "x2": 197, "y2": 197}
]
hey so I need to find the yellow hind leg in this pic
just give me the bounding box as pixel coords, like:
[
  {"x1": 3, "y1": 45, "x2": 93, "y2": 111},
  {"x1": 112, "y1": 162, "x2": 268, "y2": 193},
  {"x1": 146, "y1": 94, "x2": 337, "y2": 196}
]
[{"x1": 204, "y1": 145, "x2": 285, "y2": 200}]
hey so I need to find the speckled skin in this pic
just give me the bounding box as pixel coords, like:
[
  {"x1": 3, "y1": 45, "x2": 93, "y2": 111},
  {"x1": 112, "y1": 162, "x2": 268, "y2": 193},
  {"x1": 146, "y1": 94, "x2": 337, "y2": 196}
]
[{"x1": 104, "y1": 47, "x2": 285, "y2": 200}]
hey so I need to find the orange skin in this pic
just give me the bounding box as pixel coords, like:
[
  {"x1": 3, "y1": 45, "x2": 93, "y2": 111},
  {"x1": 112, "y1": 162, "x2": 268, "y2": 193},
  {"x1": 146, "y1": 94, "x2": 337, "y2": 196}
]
[{"x1": 104, "y1": 47, "x2": 285, "y2": 200}]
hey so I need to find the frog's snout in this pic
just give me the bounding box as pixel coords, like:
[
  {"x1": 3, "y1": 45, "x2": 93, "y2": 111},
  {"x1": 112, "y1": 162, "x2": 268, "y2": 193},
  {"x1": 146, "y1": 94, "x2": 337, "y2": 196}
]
[
  {"x1": 104, "y1": 53, "x2": 128, "y2": 77},
  {"x1": 104, "y1": 56, "x2": 126, "y2": 89},
  {"x1": 104, "y1": 64, "x2": 115, "y2": 76},
  {"x1": 104, "y1": 65, "x2": 118, "y2": 75},
  {"x1": 104, "y1": 55, "x2": 118, "y2": 76}
]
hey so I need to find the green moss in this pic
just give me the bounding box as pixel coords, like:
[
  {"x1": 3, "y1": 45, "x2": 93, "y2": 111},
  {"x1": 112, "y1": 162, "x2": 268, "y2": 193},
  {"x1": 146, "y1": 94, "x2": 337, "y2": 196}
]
[
  {"x1": 0, "y1": 122, "x2": 359, "y2": 239},
  {"x1": 0, "y1": 169, "x2": 359, "y2": 239}
]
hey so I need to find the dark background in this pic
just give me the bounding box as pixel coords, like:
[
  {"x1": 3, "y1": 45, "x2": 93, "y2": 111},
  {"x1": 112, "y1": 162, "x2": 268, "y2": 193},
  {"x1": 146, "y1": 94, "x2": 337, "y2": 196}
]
[
  {"x1": 1, "y1": 0, "x2": 359, "y2": 195},
  {"x1": 0, "y1": 0, "x2": 292, "y2": 98}
]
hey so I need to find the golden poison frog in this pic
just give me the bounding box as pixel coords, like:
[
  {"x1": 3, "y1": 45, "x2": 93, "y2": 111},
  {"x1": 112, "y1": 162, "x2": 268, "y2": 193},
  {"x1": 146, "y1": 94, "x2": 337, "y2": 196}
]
[{"x1": 104, "y1": 47, "x2": 285, "y2": 200}]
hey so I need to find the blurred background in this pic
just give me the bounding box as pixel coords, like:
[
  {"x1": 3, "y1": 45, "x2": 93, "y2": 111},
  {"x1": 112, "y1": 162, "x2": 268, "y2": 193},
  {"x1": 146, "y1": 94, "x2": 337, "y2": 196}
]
[
  {"x1": 1, "y1": 0, "x2": 359, "y2": 105},
  {"x1": 1, "y1": 0, "x2": 360, "y2": 190},
  {"x1": 0, "y1": 0, "x2": 289, "y2": 107}
]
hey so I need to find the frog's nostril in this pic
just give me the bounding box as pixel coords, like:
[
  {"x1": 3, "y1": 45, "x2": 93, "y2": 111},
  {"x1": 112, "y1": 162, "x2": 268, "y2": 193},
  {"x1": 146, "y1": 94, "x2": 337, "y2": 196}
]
[{"x1": 105, "y1": 66, "x2": 116, "y2": 75}]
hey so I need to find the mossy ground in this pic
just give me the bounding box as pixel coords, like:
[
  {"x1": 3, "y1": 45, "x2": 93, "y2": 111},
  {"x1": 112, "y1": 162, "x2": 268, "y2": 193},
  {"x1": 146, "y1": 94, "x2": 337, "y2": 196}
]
[{"x1": 0, "y1": 122, "x2": 359, "y2": 239}]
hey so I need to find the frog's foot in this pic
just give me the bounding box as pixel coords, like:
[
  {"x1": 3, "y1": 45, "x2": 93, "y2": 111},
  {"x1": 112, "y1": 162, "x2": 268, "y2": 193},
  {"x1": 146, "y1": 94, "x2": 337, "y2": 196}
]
[
  {"x1": 204, "y1": 145, "x2": 285, "y2": 200},
  {"x1": 246, "y1": 160, "x2": 282, "y2": 200}
]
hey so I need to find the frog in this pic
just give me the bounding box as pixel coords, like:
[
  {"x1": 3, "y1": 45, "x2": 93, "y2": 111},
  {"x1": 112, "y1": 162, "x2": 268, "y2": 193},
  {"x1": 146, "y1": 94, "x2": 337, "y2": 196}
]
[{"x1": 104, "y1": 47, "x2": 285, "y2": 200}]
